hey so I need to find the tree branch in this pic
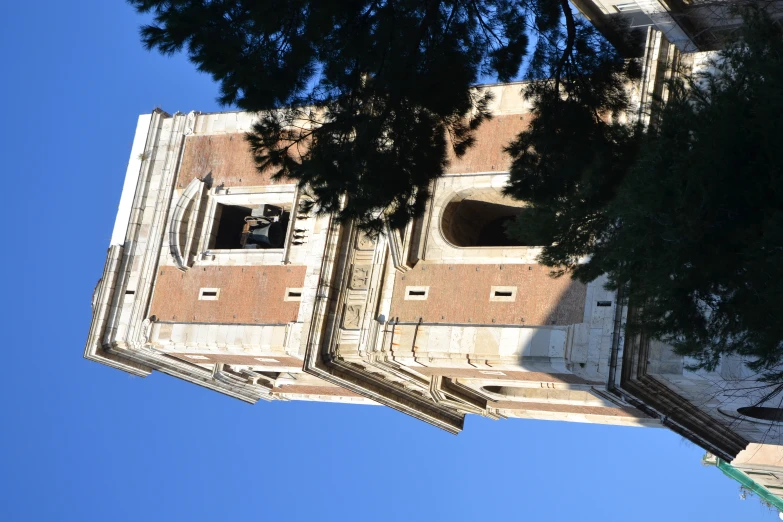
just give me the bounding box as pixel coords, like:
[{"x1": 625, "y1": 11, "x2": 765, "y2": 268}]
[{"x1": 554, "y1": 0, "x2": 577, "y2": 96}]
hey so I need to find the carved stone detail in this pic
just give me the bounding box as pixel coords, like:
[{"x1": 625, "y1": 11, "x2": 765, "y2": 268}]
[
  {"x1": 343, "y1": 304, "x2": 364, "y2": 330},
  {"x1": 350, "y1": 265, "x2": 371, "y2": 290},
  {"x1": 356, "y1": 233, "x2": 375, "y2": 250},
  {"x1": 184, "y1": 111, "x2": 198, "y2": 136}
]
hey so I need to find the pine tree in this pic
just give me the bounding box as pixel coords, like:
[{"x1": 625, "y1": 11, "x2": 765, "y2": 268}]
[
  {"x1": 507, "y1": 7, "x2": 783, "y2": 378},
  {"x1": 130, "y1": 2, "x2": 783, "y2": 375},
  {"x1": 130, "y1": 0, "x2": 534, "y2": 233}
]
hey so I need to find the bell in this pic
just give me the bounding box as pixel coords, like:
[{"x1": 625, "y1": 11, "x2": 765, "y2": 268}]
[{"x1": 247, "y1": 221, "x2": 285, "y2": 248}]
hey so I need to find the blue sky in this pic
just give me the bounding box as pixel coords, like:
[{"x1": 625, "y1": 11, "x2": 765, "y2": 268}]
[{"x1": 0, "y1": 1, "x2": 777, "y2": 521}]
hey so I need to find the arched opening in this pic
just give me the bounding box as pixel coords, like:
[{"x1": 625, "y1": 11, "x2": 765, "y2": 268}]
[
  {"x1": 737, "y1": 406, "x2": 783, "y2": 422},
  {"x1": 440, "y1": 189, "x2": 529, "y2": 247},
  {"x1": 482, "y1": 385, "x2": 528, "y2": 397}
]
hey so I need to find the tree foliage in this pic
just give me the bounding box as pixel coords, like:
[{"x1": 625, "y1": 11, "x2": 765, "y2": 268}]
[
  {"x1": 504, "y1": 0, "x2": 641, "y2": 274},
  {"x1": 128, "y1": 2, "x2": 783, "y2": 377},
  {"x1": 507, "y1": 7, "x2": 783, "y2": 378},
  {"x1": 129, "y1": 0, "x2": 636, "y2": 234},
  {"x1": 130, "y1": 0, "x2": 538, "y2": 232}
]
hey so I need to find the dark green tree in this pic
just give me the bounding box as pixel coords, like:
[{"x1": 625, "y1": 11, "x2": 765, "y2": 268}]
[
  {"x1": 131, "y1": 2, "x2": 783, "y2": 377},
  {"x1": 503, "y1": 0, "x2": 642, "y2": 271},
  {"x1": 130, "y1": 0, "x2": 536, "y2": 233},
  {"x1": 508, "y1": 7, "x2": 783, "y2": 378},
  {"x1": 129, "y1": 0, "x2": 636, "y2": 234}
]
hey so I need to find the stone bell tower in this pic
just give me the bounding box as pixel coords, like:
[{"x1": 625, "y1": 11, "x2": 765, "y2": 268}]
[
  {"x1": 86, "y1": 13, "x2": 783, "y2": 504},
  {"x1": 86, "y1": 83, "x2": 658, "y2": 431}
]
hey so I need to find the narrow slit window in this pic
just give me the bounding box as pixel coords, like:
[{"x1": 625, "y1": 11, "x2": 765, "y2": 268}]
[
  {"x1": 479, "y1": 370, "x2": 506, "y2": 376},
  {"x1": 597, "y1": 301, "x2": 612, "y2": 307},
  {"x1": 489, "y1": 286, "x2": 517, "y2": 302},
  {"x1": 125, "y1": 290, "x2": 135, "y2": 295},
  {"x1": 199, "y1": 288, "x2": 220, "y2": 301},
  {"x1": 614, "y1": 2, "x2": 642, "y2": 13},
  {"x1": 285, "y1": 288, "x2": 303, "y2": 302},
  {"x1": 404, "y1": 286, "x2": 429, "y2": 300}
]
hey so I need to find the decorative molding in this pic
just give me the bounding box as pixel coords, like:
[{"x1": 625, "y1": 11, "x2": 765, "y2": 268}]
[
  {"x1": 619, "y1": 306, "x2": 749, "y2": 461},
  {"x1": 184, "y1": 110, "x2": 199, "y2": 136}
]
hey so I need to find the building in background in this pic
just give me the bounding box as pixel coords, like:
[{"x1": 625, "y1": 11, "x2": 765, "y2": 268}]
[
  {"x1": 86, "y1": 1, "x2": 783, "y2": 505},
  {"x1": 703, "y1": 452, "x2": 783, "y2": 515},
  {"x1": 574, "y1": 0, "x2": 783, "y2": 53}
]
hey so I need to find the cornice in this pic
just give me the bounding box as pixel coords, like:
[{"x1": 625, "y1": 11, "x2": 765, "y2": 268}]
[
  {"x1": 619, "y1": 306, "x2": 748, "y2": 461},
  {"x1": 300, "y1": 213, "x2": 468, "y2": 433}
]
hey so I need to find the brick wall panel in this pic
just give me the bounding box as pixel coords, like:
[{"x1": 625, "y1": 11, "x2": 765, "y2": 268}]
[
  {"x1": 150, "y1": 265, "x2": 305, "y2": 324},
  {"x1": 390, "y1": 264, "x2": 586, "y2": 325},
  {"x1": 177, "y1": 134, "x2": 282, "y2": 188}
]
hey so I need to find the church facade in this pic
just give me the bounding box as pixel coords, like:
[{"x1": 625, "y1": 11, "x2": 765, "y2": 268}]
[{"x1": 86, "y1": 16, "x2": 783, "y2": 485}]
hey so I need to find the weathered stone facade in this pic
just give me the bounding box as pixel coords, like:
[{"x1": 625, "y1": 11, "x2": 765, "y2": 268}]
[
  {"x1": 85, "y1": 15, "x2": 783, "y2": 501},
  {"x1": 85, "y1": 80, "x2": 656, "y2": 430}
]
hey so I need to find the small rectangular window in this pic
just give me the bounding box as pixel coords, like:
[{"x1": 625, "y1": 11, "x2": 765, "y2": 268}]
[
  {"x1": 597, "y1": 301, "x2": 612, "y2": 307},
  {"x1": 489, "y1": 286, "x2": 517, "y2": 302},
  {"x1": 614, "y1": 2, "x2": 642, "y2": 13},
  {"x1": 125, "y1": 290, "x2": 135, "y2": 295},
  {"x1": 284, "y1": 288, "x2": 303, "y2": 302},
  {"x1": 404, "y1": 286, "x2": 429, "y2": 300},
  {"x1": 199, "y1": 288, "x2": 220, "y2": 301}
]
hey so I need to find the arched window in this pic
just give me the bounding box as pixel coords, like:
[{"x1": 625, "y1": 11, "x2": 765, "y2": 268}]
[
  {"x1": 440, "y1": 190, "x2": 529, "y2": 247},
  {"x1": 481, "y1": 386, "x2": 529, "y2": 397},
  {"x1": 737, "y1": 406, "x2": 783, "y2": 423}
]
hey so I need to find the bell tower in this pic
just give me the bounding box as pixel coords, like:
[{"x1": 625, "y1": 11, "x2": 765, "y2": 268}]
[{"x1": 86, "y1": 87, "x2": 656, "y2": 430}]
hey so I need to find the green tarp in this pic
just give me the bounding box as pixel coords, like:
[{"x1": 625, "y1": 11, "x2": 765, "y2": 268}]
[{"x1": 716, "y1": 458, "x2": 783, "y2": 513}]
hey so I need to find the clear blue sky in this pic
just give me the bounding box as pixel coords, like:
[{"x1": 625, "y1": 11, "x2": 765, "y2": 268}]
[{"x1": 0, "y1": 2, "x2": 776, "y2": 521}]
